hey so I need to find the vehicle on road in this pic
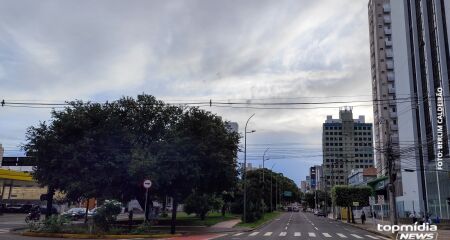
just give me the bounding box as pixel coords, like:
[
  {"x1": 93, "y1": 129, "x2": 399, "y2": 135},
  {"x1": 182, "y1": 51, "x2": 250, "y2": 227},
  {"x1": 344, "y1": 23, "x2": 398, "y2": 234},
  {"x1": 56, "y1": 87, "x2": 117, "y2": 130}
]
[
  {"x1": 293, "y1": 206, "x2": 300, "y2": 212},
  {"x1": 61, "y1": 208, "x2": 85, "y2": 220},
  {"x1": 316, "y1": 210, "x2": 327, "y2": 217}
]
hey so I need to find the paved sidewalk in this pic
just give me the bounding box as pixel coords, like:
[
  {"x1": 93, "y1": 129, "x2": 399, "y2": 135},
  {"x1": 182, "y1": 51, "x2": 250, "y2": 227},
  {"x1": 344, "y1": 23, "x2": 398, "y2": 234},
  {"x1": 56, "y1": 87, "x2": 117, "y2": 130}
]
[
  {"x1": 331, "y1": 215, "x2": 450, "y2": 239},
  {"x1": 210, "y1": 219, "x2": 240, "y2": 228}
]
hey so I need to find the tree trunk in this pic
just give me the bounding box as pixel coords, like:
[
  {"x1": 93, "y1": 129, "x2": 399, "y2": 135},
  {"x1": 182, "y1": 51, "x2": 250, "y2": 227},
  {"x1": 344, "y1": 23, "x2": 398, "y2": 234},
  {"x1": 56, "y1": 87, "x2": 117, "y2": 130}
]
[
  {"x1": 221, "y1": 203, "x2": 226, "y2": 217},
  {"x1": 346, "y1": 206, "x2": 350, "y2": 223},
  {"x1": 162, "y1": 196, "x2": 167, "y2": 216},
  {"x1": 84, "y1": 199, "x2": 90, "y2": 223},
  {"x1": 170, "y1": 197, "x2": 178, "y2": 234},
  {"x1": 46, "y1": 187, "x2": 55, "y2": 219},
  {"x1": 351, "y1": 206, "x2": 355, "y2": 224}
]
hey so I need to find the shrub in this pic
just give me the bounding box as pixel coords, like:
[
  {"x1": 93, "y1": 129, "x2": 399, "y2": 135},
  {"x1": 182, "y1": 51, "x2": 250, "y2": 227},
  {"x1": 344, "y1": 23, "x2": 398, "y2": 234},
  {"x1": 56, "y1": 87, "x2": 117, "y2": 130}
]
[
  {"x1": 131, "y1": 222, "x2": 153, "y2": 234},
  {"x1": 93, "y1": 199, "x2": 122, "y2": 231},
  {"x1": 36, "y1": 215, "x2": 70, "y2": 233}
]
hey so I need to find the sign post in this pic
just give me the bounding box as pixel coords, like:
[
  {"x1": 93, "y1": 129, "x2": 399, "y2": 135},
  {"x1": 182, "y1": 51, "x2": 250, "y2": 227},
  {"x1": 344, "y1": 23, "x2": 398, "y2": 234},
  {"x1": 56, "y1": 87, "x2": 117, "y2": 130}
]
[
  {"x1": 378, "y1": 195, "x2": 385, "y2": 223},
  {"x1": 143, "y1": 179, "x2": 152, "y2": 222}
]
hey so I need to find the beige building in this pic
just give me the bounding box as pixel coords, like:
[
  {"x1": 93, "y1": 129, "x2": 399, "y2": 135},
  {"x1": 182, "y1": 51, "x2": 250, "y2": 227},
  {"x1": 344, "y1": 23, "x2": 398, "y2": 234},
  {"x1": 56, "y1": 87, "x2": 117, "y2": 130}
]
[
  {"x1": 322, "y1": 107, "x2": 374, "y2": 189},
  {"x1": 368, "y1": 0, "x2": 399, "y2": 178}
]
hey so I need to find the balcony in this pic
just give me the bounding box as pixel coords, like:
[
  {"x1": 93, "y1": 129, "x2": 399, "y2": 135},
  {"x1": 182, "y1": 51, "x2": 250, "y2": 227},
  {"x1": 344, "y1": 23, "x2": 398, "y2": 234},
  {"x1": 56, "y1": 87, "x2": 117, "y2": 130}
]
[
  {"x1": 390, "y1": 111, "x2": 397, "y2": 118},
  {"x1": 390, "y1": 135, "x2": 399, "y2": 143},
  {"x1": 388, "y1": 88, "x2": 395, "y2": 94},
  {"x1": 384, "y1": 15, "x2": 391, "y2": 23},
  {"x1": 387, "y1": 72, "x2": 395, "y2": 81},
  {"x1": 383, "y1": 4, "x2": 391, "y2": 13},
  {"x1": 386, "y1": 49, "x2": 393, "y2": 58},
  {"x1": 384, "y1": 28, "x2": 392, "y2": 35},
  {"x1": 385, "y1": 39, "x2": 392, "y2": 46},
  {"x1": 386, "y1": 60, "x2": 394, "y2": 69},
  {"x1": 391, "y1": 125, "x2": 398, "y2": 131}
]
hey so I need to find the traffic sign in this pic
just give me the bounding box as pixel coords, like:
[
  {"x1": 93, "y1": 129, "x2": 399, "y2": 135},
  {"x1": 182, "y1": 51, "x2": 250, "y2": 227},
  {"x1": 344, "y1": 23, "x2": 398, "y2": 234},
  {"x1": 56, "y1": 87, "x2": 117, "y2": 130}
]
[
  {"x1": 353, "y1": 202, "x2": 359, "y2": 207},
  {"x1": 369, "y1": 196, "x2": 375, "y2": 205},
  {"x1": 143, "y1": 180, "x2": 152, "y2": 189},
  {"x1": 377, "y1": 195, "x2": 384, "y2": 204}
]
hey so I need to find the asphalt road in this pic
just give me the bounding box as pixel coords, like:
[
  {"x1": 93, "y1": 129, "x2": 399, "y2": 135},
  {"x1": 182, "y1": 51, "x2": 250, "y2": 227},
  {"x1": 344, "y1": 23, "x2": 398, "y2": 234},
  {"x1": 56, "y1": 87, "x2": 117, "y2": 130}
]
[{"x1": 214, "y1": 212, "x2": 389, "y2": 240}]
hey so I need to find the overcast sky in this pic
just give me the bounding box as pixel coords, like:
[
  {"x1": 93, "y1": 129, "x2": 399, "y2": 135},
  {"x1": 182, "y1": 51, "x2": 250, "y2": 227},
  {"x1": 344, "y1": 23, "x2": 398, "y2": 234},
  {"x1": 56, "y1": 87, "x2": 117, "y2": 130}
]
[{"x1": 0, "y1": 0, "x2": 374, "y2": 185}]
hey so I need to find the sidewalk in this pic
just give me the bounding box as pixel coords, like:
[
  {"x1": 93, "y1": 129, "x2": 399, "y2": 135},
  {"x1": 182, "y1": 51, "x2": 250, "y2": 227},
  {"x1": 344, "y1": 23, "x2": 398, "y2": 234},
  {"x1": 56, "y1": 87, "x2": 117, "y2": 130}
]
[{"x1": 330, "y1": 215, "x2": 450, "y2": 240}]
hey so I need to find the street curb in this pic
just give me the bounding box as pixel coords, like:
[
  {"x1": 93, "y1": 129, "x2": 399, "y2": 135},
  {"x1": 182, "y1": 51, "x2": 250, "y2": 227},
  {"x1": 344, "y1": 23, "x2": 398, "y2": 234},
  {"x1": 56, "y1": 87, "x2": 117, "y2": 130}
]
[{"x1": 22, "y1": 231, "x2": 181, "y2": 239}]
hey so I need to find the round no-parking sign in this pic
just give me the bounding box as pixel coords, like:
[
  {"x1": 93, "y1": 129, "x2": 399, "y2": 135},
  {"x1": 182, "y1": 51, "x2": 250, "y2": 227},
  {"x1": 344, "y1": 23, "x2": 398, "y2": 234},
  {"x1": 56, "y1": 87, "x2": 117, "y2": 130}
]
[{"x1": 143, "y1": 179, "x2": 152, "y2": 189}]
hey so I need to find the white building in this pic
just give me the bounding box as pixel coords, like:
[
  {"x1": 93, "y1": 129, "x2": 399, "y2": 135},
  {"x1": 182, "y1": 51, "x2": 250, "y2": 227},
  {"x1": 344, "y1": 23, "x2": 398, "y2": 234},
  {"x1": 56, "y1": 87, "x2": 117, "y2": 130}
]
[{"x1": 372, "y1": 0, "x2": 450, "y2": 219}]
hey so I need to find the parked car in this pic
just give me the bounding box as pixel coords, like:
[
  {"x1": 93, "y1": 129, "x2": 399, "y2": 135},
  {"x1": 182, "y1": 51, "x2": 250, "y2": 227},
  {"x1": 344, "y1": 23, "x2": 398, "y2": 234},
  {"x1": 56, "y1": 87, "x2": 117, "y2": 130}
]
[
  {"x1": 316, "y1": 210, "x2": 327, "y2": 217},
  {"x1": 40, "y1": 205, "x2": 58, "y2": 215},
  {"x1": 87, "y1": 207, "x2": 98, "y2": 217},
  {"x1": 293, "y1": 207, "x2": 300, "y2": 212},
  {"x1": 61, "y1": 208, "x2": 85, "y2": 220}
]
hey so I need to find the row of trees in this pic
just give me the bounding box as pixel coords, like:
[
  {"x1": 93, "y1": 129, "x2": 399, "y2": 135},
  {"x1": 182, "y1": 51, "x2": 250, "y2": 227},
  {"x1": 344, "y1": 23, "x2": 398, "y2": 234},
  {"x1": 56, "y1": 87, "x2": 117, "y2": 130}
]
[{"x1": 24, "y1": 95, "x2": 240, "y2": 233}]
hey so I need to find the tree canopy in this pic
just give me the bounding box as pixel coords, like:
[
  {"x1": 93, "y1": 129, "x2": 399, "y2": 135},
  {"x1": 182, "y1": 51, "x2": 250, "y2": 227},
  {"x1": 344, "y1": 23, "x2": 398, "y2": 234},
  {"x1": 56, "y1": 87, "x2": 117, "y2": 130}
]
[{"x1": 23, "y1": 94, "x2": 240, "y2": 233}]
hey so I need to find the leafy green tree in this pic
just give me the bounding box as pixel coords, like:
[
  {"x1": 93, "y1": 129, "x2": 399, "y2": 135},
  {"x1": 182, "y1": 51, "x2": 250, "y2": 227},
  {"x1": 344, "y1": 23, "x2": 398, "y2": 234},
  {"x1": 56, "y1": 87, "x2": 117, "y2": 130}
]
[
  {"x1": 303, "y1": 192, "x2": 315, "y2": 208},
  {"x1": 331, "y1": 186, "x2": 372, "y2": 223},
  {"x1": 24, "y1": 123, "x2": 61, "y2": 218},
  {"x1": 184, "y1": 193, "x2": 223, "y2": 220},
  {"x1": 155, "y1": 107, "x2": 239, "y2": 233}
]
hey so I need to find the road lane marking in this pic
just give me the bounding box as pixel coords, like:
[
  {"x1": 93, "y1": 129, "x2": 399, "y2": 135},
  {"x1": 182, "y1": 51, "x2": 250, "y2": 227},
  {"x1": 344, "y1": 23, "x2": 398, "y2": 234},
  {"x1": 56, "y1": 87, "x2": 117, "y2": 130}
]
[
  {"x1": 351, "y1": 234, "x2": 363, "y2": 239},
  {"x1": 264, "y1": 232, "x2": 272, "y2": 236},
  {"x1": 232, "y1": 233, "x2": 243, "y2": 236},
  {"x1": 279, "y1": 232, "x2": 287, "y2": 236},
  {"x1": 365, "y1": 235, "x2": 379, "y2": 239},
  {"x1": 314, "y1": 227, "x2": 318, "y2": 230},
  {"x1": 323, "y1": 233, "x2": 332, "y2": 237},
  {"x1": 294, "y1": 232, "x2": 301, "y2": 236},
  {"x1": 249, "y1": 232, "x2": 259, "y2": 236},
  {"x1": 337, "y1": 233, "x2": 347, "y2": 238},
  {"x1": 308, "y1": 232, "x2": 316, "y2": 237}
]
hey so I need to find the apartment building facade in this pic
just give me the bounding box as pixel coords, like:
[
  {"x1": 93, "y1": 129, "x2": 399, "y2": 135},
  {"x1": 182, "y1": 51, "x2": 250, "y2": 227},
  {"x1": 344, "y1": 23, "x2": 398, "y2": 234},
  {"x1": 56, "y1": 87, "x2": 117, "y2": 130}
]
[{"x1": 322, "y1": 107, "x2": 374, "y2": 189}]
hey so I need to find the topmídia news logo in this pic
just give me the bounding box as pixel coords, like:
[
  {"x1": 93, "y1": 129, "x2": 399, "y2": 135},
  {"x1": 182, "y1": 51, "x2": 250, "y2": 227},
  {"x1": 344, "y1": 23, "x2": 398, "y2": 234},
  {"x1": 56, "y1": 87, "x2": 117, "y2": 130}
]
[{"x1": 377, "y1": 223, "x2": 438, "y2": 240}]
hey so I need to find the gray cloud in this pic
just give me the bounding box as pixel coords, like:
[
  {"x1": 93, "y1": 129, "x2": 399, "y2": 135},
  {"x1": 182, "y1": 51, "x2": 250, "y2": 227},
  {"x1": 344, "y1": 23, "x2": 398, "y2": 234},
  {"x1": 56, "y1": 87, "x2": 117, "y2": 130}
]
[{"x1": 0, "y1": 0, "x2": 372, "y2": 183}]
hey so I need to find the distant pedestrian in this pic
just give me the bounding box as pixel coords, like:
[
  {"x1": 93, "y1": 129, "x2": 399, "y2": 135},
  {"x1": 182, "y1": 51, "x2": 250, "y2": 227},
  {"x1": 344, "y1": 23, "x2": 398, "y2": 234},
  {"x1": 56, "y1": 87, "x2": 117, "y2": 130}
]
[
  {"x1": 410, "y1": 211, "x2": 417, "y2": 224},
  {"x1": 361, "y1": 211, "x2": 366, "y2": 224}
]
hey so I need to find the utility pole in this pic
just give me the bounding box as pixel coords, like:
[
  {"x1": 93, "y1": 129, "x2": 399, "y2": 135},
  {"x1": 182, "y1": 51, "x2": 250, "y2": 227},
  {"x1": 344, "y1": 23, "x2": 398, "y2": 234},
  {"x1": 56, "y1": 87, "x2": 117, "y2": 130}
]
[
  {"x1": 243, "y1": 114, "x2": 255, "y2": 223},
  {"x1": 385, "y1": 119, "x2": 398, "y2": 225},
  {"x1": 270, "y1": 164, "x2": 275, "y2": 212}
]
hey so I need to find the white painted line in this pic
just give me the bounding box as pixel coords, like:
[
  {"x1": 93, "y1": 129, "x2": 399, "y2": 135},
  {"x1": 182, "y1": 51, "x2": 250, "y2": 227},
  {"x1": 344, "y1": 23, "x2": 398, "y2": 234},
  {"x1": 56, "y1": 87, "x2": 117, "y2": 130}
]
[
  {"x1": 207, "y1": 234, "x2": 227, "y2": 240},
  {"x1": 351, "y1": 234, "x2": 363, "y2": 239},
  {"x1": 308, "y1": 232, "x2": 316, "y2": 237},
  {"x1": 314, "y1": 227, "x2": 319, "y2": 230},
  {"x1": 365, "y1": 235, "x2": 379, "y2": 239},
  {"x1": 294, "y1": 232, "x2": 301, "y2": 236},
  {"x1": 264, "y1": 232, "x2": 272, "y2": 236},
  {"x1": 233, "y1": 233, "x2": 243, "y2": 236},
  {"x1": 284, "y1": 226, "x2": 288, "y2": 230},
  {"x1": 249, "y1": 232, "x2": 259, "y2": 236},
  {"x1": 323, "y1": 233, "x2": 332, "y2": 237},
  {"x1": 337, "y1": 233, "x2": 347, "y2": 238},
  {"x1": 279, "y1": 232, "x2": 287, "y2": 236}
]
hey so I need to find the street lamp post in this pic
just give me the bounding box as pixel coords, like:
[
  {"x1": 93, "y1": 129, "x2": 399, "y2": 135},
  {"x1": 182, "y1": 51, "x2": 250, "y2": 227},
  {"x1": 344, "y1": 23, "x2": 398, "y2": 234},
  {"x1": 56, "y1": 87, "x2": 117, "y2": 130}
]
[
  {"x1": 243, "y1": 113, "x2": 255, "y2": 223},
  {"x1": 270, "y1": 164, "x2": 276, "y2": 212}
]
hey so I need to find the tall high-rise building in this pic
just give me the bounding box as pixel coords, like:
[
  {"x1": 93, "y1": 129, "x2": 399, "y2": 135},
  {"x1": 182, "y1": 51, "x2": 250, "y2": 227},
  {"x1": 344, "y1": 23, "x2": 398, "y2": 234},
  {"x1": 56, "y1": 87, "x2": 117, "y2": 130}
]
[
  {"x1": 378, "y1": 0, "x2": 450, "y2": 219},
  {"x1": 0, "y1": 144, "x2": 3, "y2": 162},
  {"x1": 309, "y1": 166, "x2": 317, "y2": 190},
  {"x1": 368, "y1": 0, "x2": 399, "y2": 178},
  {"x1": 322, "y1": 108, "x2": 374, "y2": 189}
]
